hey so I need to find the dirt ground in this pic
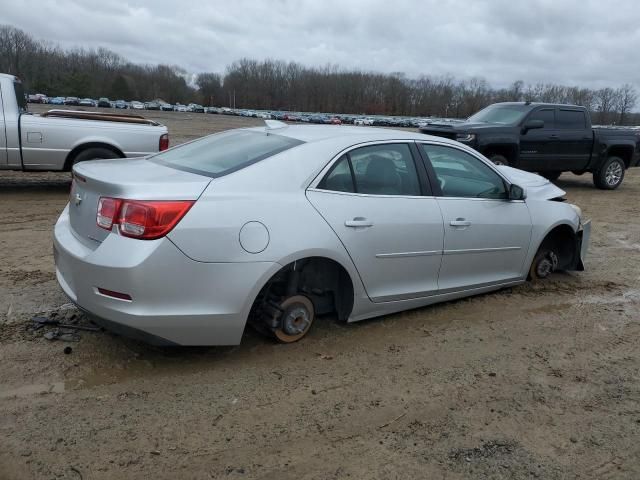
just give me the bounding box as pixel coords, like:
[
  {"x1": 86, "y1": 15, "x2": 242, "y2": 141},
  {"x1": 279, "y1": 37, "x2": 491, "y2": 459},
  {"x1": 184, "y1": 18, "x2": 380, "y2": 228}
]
[{"x1": 1, "y1": 107, "x2": 639, "y2": 479}]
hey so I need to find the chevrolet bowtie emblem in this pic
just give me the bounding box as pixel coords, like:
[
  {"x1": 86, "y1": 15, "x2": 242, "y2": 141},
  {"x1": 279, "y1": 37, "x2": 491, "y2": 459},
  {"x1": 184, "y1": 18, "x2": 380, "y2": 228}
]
[{"x1": 73, "y1": 193, "x2": 82, "y2": 206}]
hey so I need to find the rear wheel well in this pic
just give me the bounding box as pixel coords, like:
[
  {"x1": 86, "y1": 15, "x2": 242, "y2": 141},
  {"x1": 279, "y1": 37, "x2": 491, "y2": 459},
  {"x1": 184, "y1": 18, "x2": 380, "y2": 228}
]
[
  {"x1": 605, "y1": 146, "x2": 633, "y2": 168},
  {"x1": 64, "y1": 143, "x2": 124, "y2": 170},
  {"x1": 483, "y1": 145, "x2": 518, "y2": 165},
  {"x1": 534, "y1": 224, "x2": 577, "y2": 271},
  {"x1": 250, "y1": 257, "x2": 354, "y2": 329}
]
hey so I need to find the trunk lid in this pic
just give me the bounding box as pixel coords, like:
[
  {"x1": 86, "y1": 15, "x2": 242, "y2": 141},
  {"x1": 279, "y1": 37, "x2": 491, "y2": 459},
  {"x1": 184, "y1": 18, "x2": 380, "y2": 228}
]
[{"x1": 70, "y1": 158, "x2": 211, "y2": 243}]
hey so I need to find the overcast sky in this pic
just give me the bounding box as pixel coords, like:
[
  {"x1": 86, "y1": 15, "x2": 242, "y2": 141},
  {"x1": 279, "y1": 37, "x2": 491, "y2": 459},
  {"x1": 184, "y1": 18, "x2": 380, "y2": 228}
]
[{"x1": 3, "y1": 0, "x2": 639, "y2": 90}]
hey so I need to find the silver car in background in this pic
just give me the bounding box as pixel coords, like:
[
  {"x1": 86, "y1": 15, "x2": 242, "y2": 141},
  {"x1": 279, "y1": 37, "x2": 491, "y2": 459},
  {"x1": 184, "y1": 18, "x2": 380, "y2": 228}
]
[{"x1": 53, "y1": 122, "x2": 590, "y2": 346}]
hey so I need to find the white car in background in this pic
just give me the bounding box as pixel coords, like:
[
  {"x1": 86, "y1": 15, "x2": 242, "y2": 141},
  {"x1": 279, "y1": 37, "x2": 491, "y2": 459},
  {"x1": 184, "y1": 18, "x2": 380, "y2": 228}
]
[
  {"x1": 174, "y1": 104, "x2": 187, "y2": 112},
  {"x1": 354, "y1": 117, "x2": 375, "y2": 126},
  {"x1": 130, "y1": 101, "x2": 144, "y2": 110}
]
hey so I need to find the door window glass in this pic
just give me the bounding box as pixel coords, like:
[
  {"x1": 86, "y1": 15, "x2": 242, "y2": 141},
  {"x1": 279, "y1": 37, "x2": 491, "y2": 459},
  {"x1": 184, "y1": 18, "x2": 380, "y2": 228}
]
[
  {"x1": 350, "y1": 144, "x2": 421, "y2": 195},
  {"x1": 420, "y1": 144, "x2": 508, "y2": 199},
  {"x1": 318, "y1": 144, "x2": 422, "y2": 196},
  {"x1": 556, "y1": 109, "x2": 587, "y2": 129},
  {"x1": 317, "y1": 155, "x2": 354, "y2": 192},
  {"x1": 528, "y1": 109, "x2": 555, "y2": 128}
]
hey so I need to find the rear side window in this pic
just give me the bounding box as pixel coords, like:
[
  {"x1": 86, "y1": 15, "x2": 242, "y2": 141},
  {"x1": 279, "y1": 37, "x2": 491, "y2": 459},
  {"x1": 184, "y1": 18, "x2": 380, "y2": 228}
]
[
  {"x1": 318, "y1": 144, "x2": 422, "y2": 196},
  {"x1": 151, "y1": 130, "x2": 303, "y2": 177},
  {"x1": 556, "y1": 109, "x2": 586, "y2": 129},
  {"x1": 528, "y1": 108, "x2": 555, "y2": 128}
]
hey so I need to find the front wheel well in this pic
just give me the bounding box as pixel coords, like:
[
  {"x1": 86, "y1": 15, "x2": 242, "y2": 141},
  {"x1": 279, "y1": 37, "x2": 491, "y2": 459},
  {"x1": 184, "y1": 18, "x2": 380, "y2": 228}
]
[
  {"x1": 250, "y1": 257, "x2": 354, "y2": 329},
  {"x1": 64, "y1": 142, "x2": 124, "y2": 170},
  {"x1": 482, "y1": 144, "x2": 518, "y2": 165},
  {"x1": 534, "y1": 224, "x2": 578, "y2": 271}
]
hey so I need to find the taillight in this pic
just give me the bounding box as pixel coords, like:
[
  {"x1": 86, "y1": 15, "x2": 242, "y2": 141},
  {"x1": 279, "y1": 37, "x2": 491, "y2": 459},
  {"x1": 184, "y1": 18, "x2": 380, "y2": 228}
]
[
  {"x1": 97, "y1": 197, "x2": 122, "y2": 230},
  {"x1": 97, "y1": 197, "x2": 194, "y2": 240},
  {"x1": 159, "y1": 133, "x2": 169, "y2": 151}
]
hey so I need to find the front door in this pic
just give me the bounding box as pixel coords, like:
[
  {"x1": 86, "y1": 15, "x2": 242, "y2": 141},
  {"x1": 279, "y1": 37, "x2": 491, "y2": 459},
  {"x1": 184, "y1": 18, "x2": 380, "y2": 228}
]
[
  {"x1": 418, "y1": 143, "x2": 532, "y2": 292},
  {"x1": 307, "y1": 143, "x2": 444, "y2": 302},
  {"x1": 518, "y1": 107, "x2": 556, "y2": 170}
]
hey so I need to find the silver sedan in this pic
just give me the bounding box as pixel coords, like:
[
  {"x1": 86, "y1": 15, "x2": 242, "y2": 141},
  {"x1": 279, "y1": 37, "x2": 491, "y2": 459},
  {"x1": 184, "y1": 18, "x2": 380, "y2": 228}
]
[{"x1": 53, "y1": 122, "x2": 590, "y2": 346}]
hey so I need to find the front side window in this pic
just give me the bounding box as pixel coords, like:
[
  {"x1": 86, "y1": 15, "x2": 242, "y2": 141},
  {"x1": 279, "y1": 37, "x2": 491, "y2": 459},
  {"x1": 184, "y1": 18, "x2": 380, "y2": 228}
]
[
  {"x1": 420, "y1": 144, "x2": 508, "y2": 199},
  {"x1": 318, "y1": 144, "x2": 422, "y2": 196},
  {"x1": 528, "y1": 108, "x2": 555, "y2": 128},
  {"x1": 151, "y1": 130, "x2": 303, "y2": 177},
  {"x1": 556, "y1": 109, "x2": 586, "y2": 129}
]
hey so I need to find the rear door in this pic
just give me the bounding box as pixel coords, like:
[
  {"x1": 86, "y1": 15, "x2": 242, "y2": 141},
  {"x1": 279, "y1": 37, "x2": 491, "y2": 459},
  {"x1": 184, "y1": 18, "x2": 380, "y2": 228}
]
[
  {"x1": 418, "y1": 143, "x2": 532, "y2": 292},
  {"x1": 307, "y1": 142, "x2": 445, "y2": 302},
  {"x1": 518, "y1": 107, "x2": 555, "y2": 170},
  {"x1": 551, "y1": 108, "x2": 593, "y2": 170}
]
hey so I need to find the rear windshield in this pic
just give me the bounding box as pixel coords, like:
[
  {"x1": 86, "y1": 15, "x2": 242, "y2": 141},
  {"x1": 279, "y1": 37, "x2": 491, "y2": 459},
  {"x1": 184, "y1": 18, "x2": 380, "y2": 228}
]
[{"x1": 150, "y1": 130, "x2": 303, "y2": 177}]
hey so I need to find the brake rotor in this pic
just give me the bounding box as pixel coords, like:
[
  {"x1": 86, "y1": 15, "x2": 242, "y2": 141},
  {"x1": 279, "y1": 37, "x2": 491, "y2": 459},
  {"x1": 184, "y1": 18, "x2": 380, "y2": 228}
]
[{"x1": 273, "y1": 295, "x2": 315, "y2": 343}]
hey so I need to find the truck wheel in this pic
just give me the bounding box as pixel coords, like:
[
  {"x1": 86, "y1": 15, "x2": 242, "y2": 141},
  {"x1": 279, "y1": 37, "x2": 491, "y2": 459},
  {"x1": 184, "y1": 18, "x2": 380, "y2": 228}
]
[
  {"x1": 541, "y1": 172, "x2": 561, "y2": 181},
  {"x1": 71, "y1": 147, "x2": 120, "y2": 166},
  {"x1": 489, "y1": 154, "x2": 509, "y2": 166},
  {"x1": 593, "y1": 156, "x2": 625, "y2": 190}
]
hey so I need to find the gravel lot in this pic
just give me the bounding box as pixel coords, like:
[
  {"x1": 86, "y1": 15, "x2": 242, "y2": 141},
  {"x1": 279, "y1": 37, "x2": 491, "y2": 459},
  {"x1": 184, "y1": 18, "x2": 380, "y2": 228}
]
[{"x1": 1, "y1": 106, "x2": 639, "y2": 479}]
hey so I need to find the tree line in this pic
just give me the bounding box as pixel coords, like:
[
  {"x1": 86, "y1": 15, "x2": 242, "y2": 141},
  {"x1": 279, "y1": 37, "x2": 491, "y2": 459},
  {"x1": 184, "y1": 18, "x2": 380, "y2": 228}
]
[{"x1": 1, "y1": 25, "x2": 637, "y2": 124}]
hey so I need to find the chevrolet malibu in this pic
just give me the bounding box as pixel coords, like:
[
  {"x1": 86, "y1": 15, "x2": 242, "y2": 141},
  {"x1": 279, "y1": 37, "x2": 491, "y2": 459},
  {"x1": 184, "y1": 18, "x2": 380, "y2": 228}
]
[{"x1": 53, "y1": 122, "x2": 591, "y2": 346}]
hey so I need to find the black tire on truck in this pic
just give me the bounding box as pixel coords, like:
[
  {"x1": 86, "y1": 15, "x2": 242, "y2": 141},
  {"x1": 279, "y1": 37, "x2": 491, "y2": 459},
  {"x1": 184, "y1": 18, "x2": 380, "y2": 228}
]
[
  {"x1": 71, "y1": 147, "x2": 121, "y2": 166},
  {"x1": 489, "y1": 154, "x2": 509, "y2": 166},
  {"x1": 593, "y1": 156, "x2": 625, "y2": 190}
]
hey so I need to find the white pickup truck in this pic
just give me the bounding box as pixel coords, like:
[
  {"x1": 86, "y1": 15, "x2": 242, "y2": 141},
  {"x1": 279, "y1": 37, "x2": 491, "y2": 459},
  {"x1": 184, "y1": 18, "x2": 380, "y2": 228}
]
[{"x1": 0, "y1": 73, "x2": 169, "y2": 171}]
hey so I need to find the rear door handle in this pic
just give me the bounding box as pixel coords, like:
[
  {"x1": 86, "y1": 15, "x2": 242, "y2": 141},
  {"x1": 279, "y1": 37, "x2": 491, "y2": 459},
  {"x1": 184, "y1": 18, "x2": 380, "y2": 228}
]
[
  {"x1": 549, "y1": 134, "x2": 559, "y2": 139},
  {"x1": 345, "y1": 217, "x2": 373, "y2": 228},
  {"x1": 450, "y1": 218, "x2": 471, "y2": 227}
]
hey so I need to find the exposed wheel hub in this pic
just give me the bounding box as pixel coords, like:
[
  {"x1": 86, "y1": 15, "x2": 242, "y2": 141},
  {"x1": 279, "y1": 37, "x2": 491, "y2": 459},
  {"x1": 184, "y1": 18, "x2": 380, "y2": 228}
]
[
  {"x1": 536, "y1": 251, "x2": 558, "y2": 278},
  {"x1": 282, "y1": 306, "x2": 311, "y2": 335},
  {"x1": 272, "y1": 295, "x2": 315, "y2": 343}
]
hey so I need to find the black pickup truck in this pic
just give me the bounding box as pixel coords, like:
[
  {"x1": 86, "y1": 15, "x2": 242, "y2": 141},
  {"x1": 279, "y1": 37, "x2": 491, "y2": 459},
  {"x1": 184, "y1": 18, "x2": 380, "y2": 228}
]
[{"x1": 420, "y1": 102, "x2": 640, "y2": 189}]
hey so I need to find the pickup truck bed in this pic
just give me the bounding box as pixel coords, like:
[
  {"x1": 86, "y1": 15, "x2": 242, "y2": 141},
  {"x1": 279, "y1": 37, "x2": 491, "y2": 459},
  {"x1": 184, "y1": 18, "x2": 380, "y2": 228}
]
[{"x1": 0, "y1": 73, "x2": 169, "y2": 171}]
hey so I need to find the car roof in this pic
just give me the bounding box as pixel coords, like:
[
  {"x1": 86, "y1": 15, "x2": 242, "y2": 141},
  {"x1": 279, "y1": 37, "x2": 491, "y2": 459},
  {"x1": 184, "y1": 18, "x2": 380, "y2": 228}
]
[{"x1": 243, "y1": 124, "x2": 459, "y2": 147}]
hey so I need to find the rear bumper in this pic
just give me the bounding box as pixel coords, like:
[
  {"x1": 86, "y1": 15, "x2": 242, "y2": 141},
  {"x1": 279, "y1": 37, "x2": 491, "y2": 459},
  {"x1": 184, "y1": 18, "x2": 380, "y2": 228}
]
[{"x1": 53, "y1": 206, "x2": 280, "y2": 346}]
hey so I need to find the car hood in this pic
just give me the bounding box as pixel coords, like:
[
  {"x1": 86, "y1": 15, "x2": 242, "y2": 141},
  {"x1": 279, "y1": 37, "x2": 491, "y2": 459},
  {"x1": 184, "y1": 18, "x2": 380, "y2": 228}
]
[{"x1": 496, "y1": 166, "x2": 566, "y2": 200}]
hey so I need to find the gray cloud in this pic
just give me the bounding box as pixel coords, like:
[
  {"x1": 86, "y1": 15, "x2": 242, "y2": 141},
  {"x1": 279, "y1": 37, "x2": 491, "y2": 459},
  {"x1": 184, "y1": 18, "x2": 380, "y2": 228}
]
[{"x1": 3, "y1": 0, "x2": 639, "y2": 90}]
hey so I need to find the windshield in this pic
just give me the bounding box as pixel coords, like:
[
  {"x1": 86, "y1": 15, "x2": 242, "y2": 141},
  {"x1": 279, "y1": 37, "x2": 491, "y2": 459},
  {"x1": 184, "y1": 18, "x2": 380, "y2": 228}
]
[
  {"x1": 468, "y1": 105, "x2": 528, "y2": 125},
  {"x1": 13, "y1": 81, "x2": 27, "y2": 113},
  {"x1": 150, "y1": 130, "x2": 303, "y2": 178}
]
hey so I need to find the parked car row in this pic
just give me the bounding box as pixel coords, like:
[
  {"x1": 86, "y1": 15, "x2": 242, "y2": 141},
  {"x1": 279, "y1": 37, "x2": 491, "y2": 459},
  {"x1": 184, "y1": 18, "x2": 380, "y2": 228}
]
[{"x1": 25, "y1": 92, "x2": 448, "y2": 125}]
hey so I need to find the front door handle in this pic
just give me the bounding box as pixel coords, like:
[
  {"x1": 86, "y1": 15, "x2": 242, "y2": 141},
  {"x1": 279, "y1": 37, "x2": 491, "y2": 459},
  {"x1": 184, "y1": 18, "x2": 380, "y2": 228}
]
[
  {"x1": 548, "y1": 134, "x2": 559, "y2": 139},
  {"x1": 450, "y1": 218, "x2": 471, "y2": 227},
  {"x1": 345, "y1": 217, "x2": 373, "y2": 228}
]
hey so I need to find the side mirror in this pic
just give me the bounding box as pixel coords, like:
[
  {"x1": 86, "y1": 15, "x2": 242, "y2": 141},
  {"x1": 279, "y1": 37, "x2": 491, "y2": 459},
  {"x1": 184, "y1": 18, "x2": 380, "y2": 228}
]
[
  {"x1": 509, "y1": 184, "x2": 526, "y2": 201},
  {"x1": 522, "y1": 119, "x2": 544, "y2": 133}
]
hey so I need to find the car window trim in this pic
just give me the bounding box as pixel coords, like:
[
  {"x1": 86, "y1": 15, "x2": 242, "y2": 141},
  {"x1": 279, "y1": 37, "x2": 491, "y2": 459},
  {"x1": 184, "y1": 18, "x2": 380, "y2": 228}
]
[{"x1": 416, "y1": 141, "x2": 513, "y2": 201}]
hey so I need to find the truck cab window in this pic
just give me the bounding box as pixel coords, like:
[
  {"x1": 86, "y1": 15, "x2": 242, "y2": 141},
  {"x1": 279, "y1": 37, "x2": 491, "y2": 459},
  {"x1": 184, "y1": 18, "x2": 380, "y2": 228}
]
[
  {"x1": 557, "y1": 110, "x2": 586, "y2": 129},
  {"x1": 528, "y1": 109, "x2": 555, "y2": 128}
]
